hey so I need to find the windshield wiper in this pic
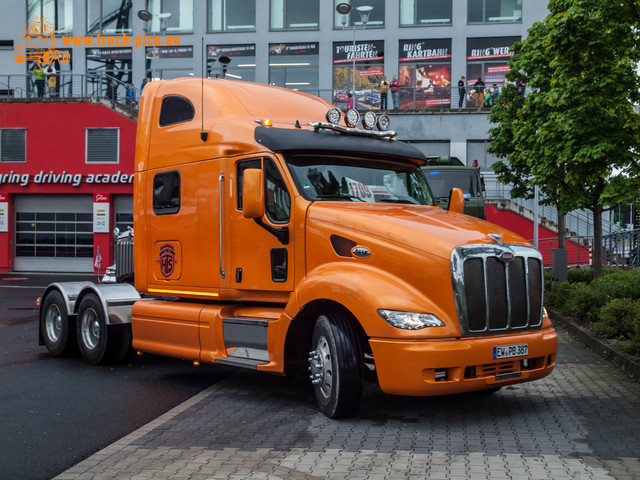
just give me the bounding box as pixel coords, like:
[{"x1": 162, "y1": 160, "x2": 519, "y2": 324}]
[{"x1": 315, "y1": 194, "x2": 364, "y2": 201}]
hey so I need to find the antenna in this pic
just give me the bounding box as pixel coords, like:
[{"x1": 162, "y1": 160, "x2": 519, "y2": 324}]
[{"x1": 200, "y1": 37, "x2": 208, "y2": 142}]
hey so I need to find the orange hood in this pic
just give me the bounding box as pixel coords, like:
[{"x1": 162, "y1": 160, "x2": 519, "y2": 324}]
[{"x1": 307, "y1": 203, "x2": 529, "y2": 260}]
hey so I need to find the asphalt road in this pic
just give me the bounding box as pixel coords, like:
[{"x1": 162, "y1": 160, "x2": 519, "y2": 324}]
[{"x1": 0, "y1": 273, "x2": 234, "y2": 480}]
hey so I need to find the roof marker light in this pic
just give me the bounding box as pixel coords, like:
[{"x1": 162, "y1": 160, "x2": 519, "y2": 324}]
[
  {"x1": 255, "y1": 119, "x2": 273, "y2": 127},
  {"x1": 362, "y1": 111, "x2": 377, "y2": 130},
  {"x1": 326, "y1": 107, "x2": 342, "y2": 125},
  {"x1": 345, "y1": 109, "x2": 360, "y2": 128},
  {"x1": 376, "y1": 114, "x2": 390, "y2": 131}
]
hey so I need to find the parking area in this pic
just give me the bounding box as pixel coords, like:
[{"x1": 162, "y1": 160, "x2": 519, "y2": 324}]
[{"x1": 55, "y1": 327, "x2": 640, "y2": 480}]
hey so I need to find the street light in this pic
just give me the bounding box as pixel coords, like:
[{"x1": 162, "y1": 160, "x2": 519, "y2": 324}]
[
  {"x1": 138, "y1": 10, "x2": 172, "y2": 80},
  {"x1": 336, "y1": 3, "x2": 373, "y2": 101}
]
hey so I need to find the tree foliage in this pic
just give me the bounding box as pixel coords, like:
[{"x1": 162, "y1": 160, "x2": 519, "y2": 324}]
[{"x1": 488, "y1": 0, "x2": 640, "y2": 277}]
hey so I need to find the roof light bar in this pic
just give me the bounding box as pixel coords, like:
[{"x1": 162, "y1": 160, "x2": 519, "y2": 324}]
[
  {"x1": 362, "y1": 111, "x2": 377, "y2": 130},
  {"x1": 345, "y1": 109, "x2": 360, "y2": 128},
  {"x1": 326, "y1": 107, "x2": 342, "y2": 125}
]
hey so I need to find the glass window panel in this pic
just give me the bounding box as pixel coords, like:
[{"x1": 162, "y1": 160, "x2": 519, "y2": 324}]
[
  {"x1": 16, "y1": 246, "x2": 35, "y2": 256},
  {"x1": 36, "y1": 222, "x2": 55, "y2": 231},
  {"x1": 77, "y1": 213, "x2": 93, "y2": 221},
  {"x1": 270, "y1": 0, "x2": 284, "y2": 29},
  {"x1": 77, "y1": 234, "x2": 94, "y2": 245},
  {"x1": 57, "y1": 246, "x2": 76, "y2": 257},
  {"x1": 209, "y1": 0, "x2": 223, "y2": 30},
  {"x1": 77, "y1": 247, "x2": 94, "y2": 258},
  {"x1": 286, "y1": 0, "x2": 318, "y2": 28},
  {"x1": 56, "y1": 222, "x2": 76, "y2": 232},
  {"x1": 56, "y1": 212, "x2": 75, "y2": 221},
  {"x1": 468, "y1": 0, "x2": 483, "y2": 22},
  {"x1": 400, "y1": 0, "x2": 415, "y2": 25},
  {"x1": 147, "y1": 0, "x2": 193, "y2": 33},
  {"x1": 36, "y1": 233, "x2": 55, "y2": 244},
  {"x1": 36, "y1": 212, "x2": 55, "y2": 221},
  {"x1": 56, "y1": 233, "x2": 76, "y2": 245},
  {"x1": 16, "y1": 233, "x2": 35, "y2": 244},
  {"x1": 226, "y1": 0, "x2": 255, "y2": 31},
  {"x1": 77, "y1": 223, "x2": 93, "y2": 232},
  {"x1": 16, "y1": 212, "x2": 35, "y2": 221},
  {"x1": 16, "y1": 222, "x2": 36, "y2": 232},
  {"x1": 417, "y1": 0, "x2": 452, "y2": 24}
]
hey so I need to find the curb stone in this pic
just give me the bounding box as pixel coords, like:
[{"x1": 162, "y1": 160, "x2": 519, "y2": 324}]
[{"x1": 548, "y1": 308, "x2": 640, "y2": 379}]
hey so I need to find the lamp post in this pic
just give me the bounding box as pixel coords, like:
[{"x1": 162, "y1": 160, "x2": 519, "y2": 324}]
[
  {"x1": 336, "y1": 3, "x2": 373, "y2": 101},
  {"x1": 138, "y1": 10, "x2": 172, "y2": 79}
]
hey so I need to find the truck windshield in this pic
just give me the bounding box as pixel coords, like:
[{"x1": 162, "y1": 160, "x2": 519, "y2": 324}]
[
  {"x1": 423, "y1": 170, "x2": 482, "y2": 199},
  {"x1": 285, "y1": 154, "x2": 433, "y2": 205}
]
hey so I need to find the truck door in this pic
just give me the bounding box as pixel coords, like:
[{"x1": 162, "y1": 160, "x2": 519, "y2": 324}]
[{"x1": 228, "y1": 156, "x2": 294, "y2": 295}]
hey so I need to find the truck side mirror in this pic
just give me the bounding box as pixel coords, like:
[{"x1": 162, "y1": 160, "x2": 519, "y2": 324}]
[
  {"x1": 242, "y1": 169, "x2": 265, "y2": 219},
  {"x1": 448, "y1": 187, "x2": 464, "y2": 214}
]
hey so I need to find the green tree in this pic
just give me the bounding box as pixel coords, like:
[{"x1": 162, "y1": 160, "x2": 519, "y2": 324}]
[{"x1": 488, "y1": 0, "x2": 640, "y2": 278}]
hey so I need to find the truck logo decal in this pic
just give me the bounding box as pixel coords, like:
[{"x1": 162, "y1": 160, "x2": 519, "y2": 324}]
[
  {"x1": 157, "y1": 244, "x2": 177, "y2": 277},
  {"x1": 351, "y1": 246, "x2": 371, "y2": 258},
  {"x1": 499, "y1": 251, "x2": 515, "y2": 263}
]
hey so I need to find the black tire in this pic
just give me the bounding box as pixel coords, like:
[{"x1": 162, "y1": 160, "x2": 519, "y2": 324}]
[
  {"x1": 76, "y1": 293, "x2": 131, "y2": 364},
  {"x1": 40, "y1": 290, "x2": 74, "y2": 356},
  {"x1": 309, "y1": 313, "x2": 362, "y2": 418}
]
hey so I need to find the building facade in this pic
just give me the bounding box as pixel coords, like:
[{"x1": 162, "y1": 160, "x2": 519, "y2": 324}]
[{"x1": 0, "y1": 0, "x2": 548, "y2": 272}]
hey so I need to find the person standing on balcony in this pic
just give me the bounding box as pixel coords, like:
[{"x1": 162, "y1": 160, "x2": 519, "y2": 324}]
[
  {"x1": 458, "y1": 76, "x2": 466, "y2": 108},
  {"x1": 45, "y1": 63, "x2": 56, "y2": 97},
  {"x1": 474, "y1": 77, "x2": 485, "y2": 109},
  {"x1": 33, "y1": 62, "x2": 45, "y2": 97},
  {"x1": 378, "y1": 76, "x2": 389, "y2": 111},
  {"x1": 390, "y1": 74, "x2": 401, "y2": 111}
]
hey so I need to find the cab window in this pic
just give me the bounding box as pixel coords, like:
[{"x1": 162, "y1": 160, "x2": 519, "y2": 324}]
[{"x1": 264, "y1": 158, "x2": 291, "y2": 223}]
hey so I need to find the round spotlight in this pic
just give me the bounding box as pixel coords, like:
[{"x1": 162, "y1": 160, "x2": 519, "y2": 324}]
[
  {"x1": 326, "y1": 107, "x2": 342, "y2": 125},
  {"x1": 345, "y1": 109, "x2": 360, "y2": 128},
  {"x1": 362, "y1": 111, "x2": 377, "y2": 130},
  {"x1": 376, "y1": 114, "x2": 390, "y2": 131}
]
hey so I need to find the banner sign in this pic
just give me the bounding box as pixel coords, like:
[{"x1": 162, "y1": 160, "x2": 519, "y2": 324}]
[
  {"x1": 269, "y1": 43, "x2": 318, "y2": 56},
  {"x1": 207, "y1": 44, "x2": 255, "y2": 59},
  {"x1": 399, "y1": 39, "x2": 452, "y2": 62},
  {"x1": 333, "y1": 41, "x2": 384, "y2": 64},
  {"x1": 466, "y1": 36, "x2": 520, "y2": 60},
  {"x1": 93, "y1": 193, "x2": 110, "y2": 233}
]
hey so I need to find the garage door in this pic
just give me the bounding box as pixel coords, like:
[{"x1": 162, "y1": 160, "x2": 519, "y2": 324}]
[{"x1": 13, "y1": 195, "x2": 94, "y2": 272}]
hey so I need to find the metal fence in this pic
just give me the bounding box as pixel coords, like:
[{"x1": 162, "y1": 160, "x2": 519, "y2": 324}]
[
  {"x1": 0, "y1": 73, "x2": 141, "y2": 112},
  {"x1": 536, "y1": 229, "x2": 640, "y2": 269}
]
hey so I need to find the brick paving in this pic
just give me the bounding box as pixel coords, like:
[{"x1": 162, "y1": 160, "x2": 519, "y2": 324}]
[{"x1": 55, "y1": 327, "x2": 640, "y2": 480}]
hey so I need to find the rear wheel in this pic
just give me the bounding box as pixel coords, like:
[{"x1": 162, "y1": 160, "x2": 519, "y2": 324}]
[
  {"x1": 76, "y1": 293, "x2": 131, "y2": 364},
  {"x1": 308, "y1": 313, "x2": 362, "y2": 418},
  {"x1": 40, "y1": 290, "x2": 73, "y2": 356}
]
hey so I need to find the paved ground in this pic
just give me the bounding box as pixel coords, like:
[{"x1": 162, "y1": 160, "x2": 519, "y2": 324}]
[{"x1": 54, "y1": 326, "x2": 640, "y2": 480}]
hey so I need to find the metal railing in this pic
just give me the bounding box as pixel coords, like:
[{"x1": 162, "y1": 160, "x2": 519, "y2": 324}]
[
  {"x1": 536, "y1": 229, "x2": 640, "y2": 268},
  {"x1": 0, "y1": 73, "x2": 141, "y2": 114}
]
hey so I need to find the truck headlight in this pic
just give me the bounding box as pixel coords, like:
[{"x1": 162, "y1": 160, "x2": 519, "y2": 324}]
[{"x1": 377, "y1": 310, "x2": 445, "y2": 330}]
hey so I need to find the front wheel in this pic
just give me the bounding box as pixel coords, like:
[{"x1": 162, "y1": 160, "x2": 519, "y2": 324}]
[{"x1": 308, "y1": 313, "x2": 362, "y2": 418}]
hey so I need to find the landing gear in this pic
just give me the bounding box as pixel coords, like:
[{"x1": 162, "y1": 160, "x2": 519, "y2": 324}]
[{"x1": 309, "y1": 313, "x2": 362, "y2": 418}]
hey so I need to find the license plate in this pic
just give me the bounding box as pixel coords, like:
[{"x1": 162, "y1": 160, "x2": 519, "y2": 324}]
[{"x1": 493, "y1": 343, "x2": 528, "y2": 359}]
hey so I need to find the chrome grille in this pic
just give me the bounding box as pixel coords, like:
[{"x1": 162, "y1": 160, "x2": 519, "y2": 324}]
[{"x1": 451, "y1": 244, "x2": 543, "y2": 336}]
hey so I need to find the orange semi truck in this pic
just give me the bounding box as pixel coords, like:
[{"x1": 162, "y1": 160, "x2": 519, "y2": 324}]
[{"x1": 39, "y1": 79, "x2": 557, "y2": 418}]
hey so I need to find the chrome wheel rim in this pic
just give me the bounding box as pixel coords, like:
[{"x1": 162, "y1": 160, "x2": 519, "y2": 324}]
[
  {"x1": 80, "y1": 308, "x2": 100, "y2": 350},
  {"x1": 45, "y1": 304, "x2": 62, "y2": 342},
  {"x1": 315, "y1": 336, "x2": 333, "y2": 399}
]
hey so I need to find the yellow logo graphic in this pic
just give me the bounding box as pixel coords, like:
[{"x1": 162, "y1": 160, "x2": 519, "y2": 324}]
[{"x1": 13, "y1": 16, "x2": 70, "y2": 64}]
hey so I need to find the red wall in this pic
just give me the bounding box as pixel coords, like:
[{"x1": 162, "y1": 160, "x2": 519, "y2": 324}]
[
  {"x1": 486, "y1": 205, "x2": 591, "y2": 267},
  {"x1": 0, "y1": 102, "x2": 136, "y2": 272}
]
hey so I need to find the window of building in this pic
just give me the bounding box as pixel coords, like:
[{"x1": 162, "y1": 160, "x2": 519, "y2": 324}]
[
  {"x1": 207, "y1": 45, "x2": 256, "y2": 81},
  {"x1": 333, "y1": 0, "x2": 385, "y2": 27},
  {"x1": 153, "y1": 171, "x2": 181, "y2": 215},
  {"x1": 208, "y1": 0, "x2": 256, "y2": 31},
  {"x1": 15, "y1": 211, "x2": 93, "y2": 259},
  {"x1": 159, "y1": 96, "x2": 195, "y2": 126},
  {"x1": 468, "y1": 0, "x2": 522, "y2": 23},
  {"x1": 86, "y1": 48, "x2": 132, "y2": 102},
  {"x1": 332, "y1": 40, "x2": 384, "y2": 110},
  {"x1": 467, "y1": 140, "x2": 501, "y2": 171},
  {"x1": 146, "y1": 46, "x2": 194, "y2": 80},
  {"x1": 87, "y1": 0, "x2": 132, "y2": 34},
  {"x1": 269, "y1": 43, "x2": 319, "y2": 93},
  {"x1": 400, "y1": 0, "x2": 452, "y2": 26},
  {"x1": 28, "y1": 0, "x2": 74, "y2": 34},
  {"x1": 145, "y1": 0, "x2": 193, "y2": 33},
  {"x1": 466, "y1": 37, "x2": 519, "y2": 106},
  {"x1": 86, "y1": 128, "x2": 119, "y2": 164},
  {"x1": 0, "y1": 129, "x2": 27, "y2": 163},
  {"x1": 270, "y1": 0, "x2": 319, "y2": 30},
  {"x1": 399, "y1": 39, "x2": 452, "y2": 109}
]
